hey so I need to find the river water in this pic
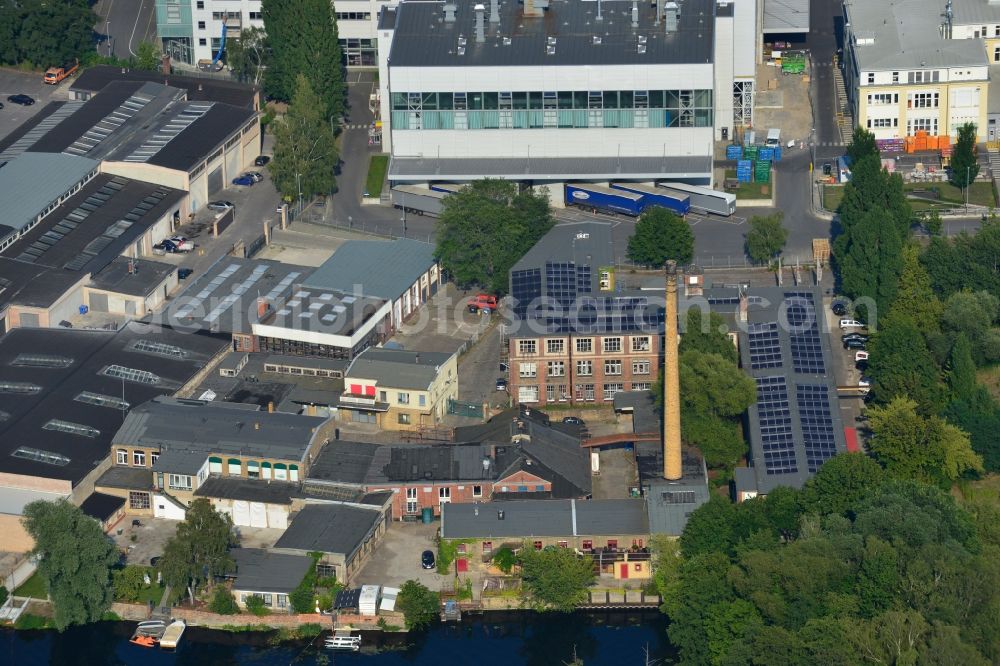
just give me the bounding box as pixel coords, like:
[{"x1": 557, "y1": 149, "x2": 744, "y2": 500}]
[{"x1": 1, "y1": 610, "x2": 674, "y2": 666}]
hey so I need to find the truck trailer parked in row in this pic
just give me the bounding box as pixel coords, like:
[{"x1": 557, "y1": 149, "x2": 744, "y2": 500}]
[
  {"x1": 391, "y1": 185, "x2": 448, "y2": 216},
  {"x1": 610, "y1": 183, "x2": 691, "y2": 215},
  {"x1": 656, "y1": 182, "x2": 736, "y2": 216},
  {"x1": 564, "y1": 184, "x2": 645, "y2": 216},
  {"x1": 43, "y1": 60, "x2": 79, "y2": 84}
]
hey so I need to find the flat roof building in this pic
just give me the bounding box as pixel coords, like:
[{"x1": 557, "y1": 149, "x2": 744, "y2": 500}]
[
  {"x1": 378, "y1": 0, "x2": 760, "y2": 195},
  {"x1": 70, "y1": 65, "x2": 260, "y2": 109},
  {"x1": 440, "y1": 498, "x2": 649, "y2": 540}
]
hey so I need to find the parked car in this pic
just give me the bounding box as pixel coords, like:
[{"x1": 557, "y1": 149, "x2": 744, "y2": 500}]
[
  {"x1": 178, "y1": 268, "x2": 193, "y2": 279},
  {"x1": 207, "y1": 200, "x2": 233, "y2": 211},
  {"x1": 7, "y1": 94, "x2": 35, "y2": 106},
  {"x1": 839, "y1": 319, "x2": 865, "y2": 330},
  {"x1": 858, "y1": 376, "x2": 871, "y2": 388},
  {"x1": 855, "y1": 351, "x2": 869, "y2": 362},
  {"x1": 152, "y1": 240, "x2": 177, "y2": 255},
  {"x1": 248, "y1": 171, "x2": 264, "y2": 183},
  {"x1": 232, "y1": 174, "x2": 255, "y2": 186},
  {"x1": 856, "y1": 359, "x2": 869, "y2": 372},
  {"x1": 496, "y1": 377, "x2": 508, "y2": 391},
  {"x1": 150, "y1": 556, "x2": 161, "y2": 567},
  {"x1": 499, "y1": 362, "x2": 509, "y2": 373},
  {"x1": 421, "y1": 550, "x2": 436, "y2": 570},
  {"x1": 562, "y1": 416, "x2": 586, "y2": 426},
  {"x1": 842, "y1": 332, "x2": 869, "y2": 343},
  {"x1": 831, "y1": 300, "x2": 848, "y2": 316},
  {"x1": 0, "y1": 102, "x2": 4, "y2": 110},
  {"x1": 254, "y1": 155, "x2": 270, "y2": 166},
  {"x1": 844, "y1": 338, "x2": 867, "y2": 350}
]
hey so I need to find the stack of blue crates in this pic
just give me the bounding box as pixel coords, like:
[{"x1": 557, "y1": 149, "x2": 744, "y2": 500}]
[
  {"x1": 736, "y1": 159, "x2": 753, "y2": 183},
  {"x1": 758, "y1": 147, "x2": 775, "y2": 162},
  {"x1": 726, "y1": 144, "x2": 743, "y2": 160},
  {"x1": 773, "y1": 146, "x2": 783, "y2": 161}
]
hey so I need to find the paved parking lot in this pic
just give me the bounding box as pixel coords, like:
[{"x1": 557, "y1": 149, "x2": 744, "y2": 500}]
[
  {"x1": 821, "y1": 295, "x2": 867, "y2": 433},
  {"x1": 353, "y1": 522, "x2": 446, "y2": 590},
  {"x1": 114, "y1": 518, "x2": 178, "y2": 566},
  {"x1": 0, "y1": 69, "x2": 67, "y2": 143}
]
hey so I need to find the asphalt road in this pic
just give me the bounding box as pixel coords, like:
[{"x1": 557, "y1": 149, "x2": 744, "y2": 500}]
[
  {"x1": 0, "y1": 69, "x2": 61, "y2": 142},
  {"x1": 328, "y1": 72, "x2": 383, "y2": 227},
  {"x1": 809, "y1": 0, "x2": 844, "y2": 147},
  {"x1": 93, "y1": 0, "x2": 157, "y2": 60}
]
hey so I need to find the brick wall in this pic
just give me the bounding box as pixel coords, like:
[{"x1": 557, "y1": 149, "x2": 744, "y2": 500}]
[{"x1": 171, "y1": 607, "x2": 329, "y2": 628}]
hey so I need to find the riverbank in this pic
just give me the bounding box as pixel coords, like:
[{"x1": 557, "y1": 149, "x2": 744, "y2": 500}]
[{"x1": 2, "y1": 609, "x2": 675, "y2": 665}]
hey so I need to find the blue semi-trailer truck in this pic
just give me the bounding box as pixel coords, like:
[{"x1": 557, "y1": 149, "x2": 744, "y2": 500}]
[
  {"x1": 564, "y1": 184, "x2": 645, "y2": 216},
  {"x1": 610, "y1": 182, "x2": 691, "y2": 215}
]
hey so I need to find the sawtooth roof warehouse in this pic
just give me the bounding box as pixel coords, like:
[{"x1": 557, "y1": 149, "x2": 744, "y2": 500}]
[{"x1": 377, "y1": 0, "x2": 759, "y2": 204}]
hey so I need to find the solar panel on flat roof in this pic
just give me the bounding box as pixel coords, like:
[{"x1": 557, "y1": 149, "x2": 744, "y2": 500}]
[
  {"x1": 785, "y1": 293, "x2": 825, "y2": 374},
  {"x1": 796, "y1": 383, "x2": 837, "y2": 472},
  {"x1": 747, "y1": 322, "x2": 782, "y2": 370},
  {"x1": 755, "y1": 375, "x2": 797, "y2": 475}
]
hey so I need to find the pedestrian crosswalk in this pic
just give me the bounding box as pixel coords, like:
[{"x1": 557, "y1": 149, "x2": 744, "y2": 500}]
[{"x1": 344, "y1": 124, "x2": 373, "y2": 130}]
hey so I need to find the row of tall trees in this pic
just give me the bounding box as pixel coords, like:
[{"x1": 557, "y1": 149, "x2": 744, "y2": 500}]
[
  {"x1": 0, "y1": 0, "x2": 96, "y2": 67},
  {"x1": 658, "y1": 454, "x2": 1000, "y2": 664}
]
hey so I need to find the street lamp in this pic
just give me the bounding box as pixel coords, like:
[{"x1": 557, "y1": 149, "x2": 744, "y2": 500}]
[
  {"x1": 348, "y1": 215, "x2": 353, "y2": 229},
  {"x1": 295, "y1": 173, "x2": 303, "y2": 214},
  {"x1": 966, "y1": 165, "x2": 971, "y2": 212}
]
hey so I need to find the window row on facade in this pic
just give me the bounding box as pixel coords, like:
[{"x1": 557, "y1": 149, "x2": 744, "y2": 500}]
[
  {"x1": 391, "y1": 108, "x2": 713, "y2": 130},
  {"x1": 516, "y1": 335, "x2": 652, "y2": 356},
  {"x1": 517, "y1": 359, "x2": 653, "y2": 377},
  {"x1": 391, "y1": 90, "x2": 713, "y2": 111},
  {"x1": 517, "y1": 382, "x2": 651, "y2": 403},
  {"x1": 115, "y1": 448, "x2": 300, "y2": 481}
]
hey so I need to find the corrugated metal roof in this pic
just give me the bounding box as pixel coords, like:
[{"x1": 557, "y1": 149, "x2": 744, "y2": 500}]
[
  {"x1": 846, "y1": 0, "x2": 988, "y2": 71},
  {"x1": 763, "y1": 0, "x2": 810, "y2": 33},
  {"x1": 0, "y1": 153, "x2": 98, "y2": 236},
  {"x1": 952, "y1": 0, "x2": 1000, "y2": 24},
  {"x1": 441, "y1": 498, "x2": 648, "y2": 539},
  {"x1": 304, "y1": 238, "x2": 436, "y2": 300}
]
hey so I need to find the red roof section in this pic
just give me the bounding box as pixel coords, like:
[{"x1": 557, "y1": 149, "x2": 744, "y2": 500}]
[{"x1": 844, "y1": 427, "x2": 860, "y2": 453}]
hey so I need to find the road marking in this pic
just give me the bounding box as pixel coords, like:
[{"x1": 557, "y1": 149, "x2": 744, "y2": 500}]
[{"x1": 127, "y1": 0, "x2": 146, "y2": 57}]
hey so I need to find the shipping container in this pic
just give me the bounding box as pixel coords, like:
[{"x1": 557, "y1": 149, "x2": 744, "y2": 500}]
[{"x1": 391, "y1": 185, "x2": 448, "y2": 217}]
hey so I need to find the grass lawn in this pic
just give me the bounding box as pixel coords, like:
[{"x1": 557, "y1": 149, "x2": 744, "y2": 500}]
[
  {"x1": 724, "y1": 169, "x2": 773, "y2": 199},
  {"x1": 977, "y1": 366, "x2": 1000, "y2": 403},
  {"x1": 822, "y1": 184, "x2": 844, "y2": 211},
  {"x1": 14, "y1": 572, "x2": 47, "y2": 599},
  {"x1": 903, "y1": 181, "x2": 996, "y2": 208},
  {"x1": 364, "y1": 154, "x2": 389, "y2": 197}
]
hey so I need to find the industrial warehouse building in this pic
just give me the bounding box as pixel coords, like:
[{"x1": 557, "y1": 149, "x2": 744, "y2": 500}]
[
  {"x1": 377, "y1": 0, "x2": 759, "y2": 199},
  {"x1": 0, "y1": 80, "x2": 259, "y2": 212}
]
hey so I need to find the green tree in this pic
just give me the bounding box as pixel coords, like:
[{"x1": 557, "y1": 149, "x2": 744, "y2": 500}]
[
  {"x1": 626, "y1": 207, "x2": 694, "y2": 266},
  {"x1": 262, "y1": 0, "x2": 345, "y2": 120},
  {"x1": 289, "y1": 554, "x2": 319, "y2": 613},
  {"x1": 680, "y1": 349, "x2": 756, "y2": 468},
  {"x1": 837, "y1": 154, "x2": 912, "y2": 237},
  {"x1": 270, "y1": 74, "x2": 339, "y2": 199},
  {"x1": 947, "y1": 333, "x2": 978, "y2": 404},
  {"x1": 868, "y1": 314, "x2": 944, "y2": 413},
  {"x1": 396, "y1": 580, "x2": 439, "y2": 630},
  {"x1": 847, "y1": 126, "x2": 879, "y2": 165},
  {"x1": 520, "y1": 546, "x2": 595, "y2": 611},
  {"x1": 888, "y1": 245, "x2": 943, "y2": 328},
  {"x1": 745, "y1": 211, "x2": 789, "y2": 264},
  {"x1": 159, "y1": 498, "x2": 236, "y2": 605},
  {"x1": 226, "y1": 27, "x2": 268, "y2": 86},
  {"x1": 1, "y1": 0, "x2": 96, "y2": 68},
  {"x1": 941, "y1": 290, "x2": 1000, "y2": 365},
  {"x1": 800, "y1": 453, "x2": 886, "y2": 517},
  {"x1": 680, "y1": 308, "x2": 737, "y2": 363},
  {"x1": 112, "y1": 565, "x2": 148, "y2": 602},
  {"x1": 134, "y1": 41, "x2": 160, "y2": 71},
  {"x1": 836, "y1": 208, "x2": 905, "y2": 318},
  {"x1": 245, "y1": 594, "x2": 269, "y2": 616},
  {"x1": 949, "y1": 122, "x2": 980, "y2": 189},
  {"x1": 436, "y1": 179, "x2": 554, "y2": 293},
  {"x1": 867, "y1": 397, "x2": 983, "y2": 485},
  {"x1": 21, "y1": 500, "x2": 118, "y2": 630},
  {"x1": 924, "y1": 209, "x2": 944, "y2": 236},
  {"x1": 491, "y1": 547, "x2": 516, "y2": 574},
  {"x1": 680, "y1": 495, "x2": 741, "y2": 558},
  {"x1": 209, "y1": 586, "x2": 239, "y2": 615}
]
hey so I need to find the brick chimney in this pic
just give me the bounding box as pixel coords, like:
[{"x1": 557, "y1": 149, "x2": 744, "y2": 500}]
[{"x1": 663, "y1": 261, "x2": 682, "y2": 480}]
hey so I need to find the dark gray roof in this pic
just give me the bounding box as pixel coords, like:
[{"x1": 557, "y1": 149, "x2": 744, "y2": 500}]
[
  {"x1": 264, "y1": 354, "x2": 349, "y2": 373},
  {"x1": 441, "y1": 498, "x2": 649, "y2": 539},
  {"x1": 762, "y1": 0, "x2": 809, "y2": 33},
  {"x1": 0, "y1": 257, "x2": 87, "y2": 310},
  {"x1": 4, "y1": 173, "x2": 185, "y2": 275},
  {"x1": 346, "y1": 348, "x2": 454, "y2": 390},
  {"x1": 0, "y1": 324, "x2": 228, "y2": 485},
  {"x1": 643, "y1": 472, "x2": 711, "y2": 536},
  {"x1": 168, "y1": 258, "x2": 313, "y2": 335},
  {"x1": 231, "y1": 548, "x2": 313, "y2": 595},
  {"x1": 95, "y1": 465, "x2": 154, "y2": 490},
  {"x1": 518, "y1": 420, "x2": 591, "y2": 497},
  {"x1": 89, "y1": 257, "x2": 176, "y2": 297},
  {"x1": 389, "y1": 156, "x2": 713, "y2": 181},
  {"x1": 113, "y1": 396, "x2": 328, "y2": 462},
  {"x1": 151, "y1": 449, "x2": 208, "y2": 475},
  {"x1": 80, "y1": 491, "x2": 126, "y2": 522},
  {"x1": 303, "y1": 238, "x2": 435, "y2": 300},
  {"x1": 733, "y1": 466, "x2": 757, "y2": 494},
  {"x1": 0, "y1": 153, "x2": 99, "y2": 239},
  {"x1": 613, "y1": 390, "x2": 660, "y2": 435},
  {"x1": 305, "y1": 440, "x2": 380, "y2": 486},
  {"x1": 513, "y1": 221, "x2": 614, "y2": 277},
  {"x1": 71, "y1": 66, "x2": 259, "y2": 108},
  {"x1": 736, "y1": 287, "x2": 848, "y2": 493},
  {"x1": 386, "y1": 0, "x2": 715, "y2": 67},
  {"x1": 274, "y1": 503, "x2": 382, "y2": 557},
  {"x1": 195, "y1": 476, "x2": 297, "y2": 504}
]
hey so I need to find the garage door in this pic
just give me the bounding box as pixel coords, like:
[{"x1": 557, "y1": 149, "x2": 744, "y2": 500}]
[
  {"x1": 249, "y1": 502, "x2": 268, "y2": 528},
  {"x1": 232, "y1": 500, "x2": 251, "y2": 526},
  {"x1": 266, "y1": 505, "x2": 288, "y2": 529},
  {"x1": 89, "y1": 293, "x2": 109, "y2": 313},
  {"x1": 225, "y1": 145, "x2": 240, "y2": 182},
  {"x1": 207, "y1": 165, "x2": 223, "y2": 195}
]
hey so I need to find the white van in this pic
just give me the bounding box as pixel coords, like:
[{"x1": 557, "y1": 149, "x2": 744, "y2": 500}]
[{"x1": 766, "y1": 128, "x2": 781, "y2": 147}]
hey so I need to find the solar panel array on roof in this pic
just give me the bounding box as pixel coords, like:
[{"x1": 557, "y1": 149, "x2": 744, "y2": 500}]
[
  {"x1": 747, "y1": 322, "x2": 782, "y2": 370},
  {"x1": 796, "y1": 384, "x2": 838, "y2": 472},
  {"x1": 756, "y1": 375, "x2": 797, "y2": 475},
  {"x1": 785, "y1": 291, "x2": 825, "y2": 374}
]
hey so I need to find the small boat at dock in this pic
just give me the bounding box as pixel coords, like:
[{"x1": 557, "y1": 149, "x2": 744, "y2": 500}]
[
  {"x1": 325, "y1": 630, "x2": 361, "y2": 651},
  {"x1": 159, "y1": 620, "x2": 186, "y2": 650},
  {"x1": 129, "y1": 620, "x2": 166, "y2": 647}
]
